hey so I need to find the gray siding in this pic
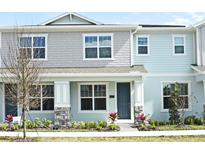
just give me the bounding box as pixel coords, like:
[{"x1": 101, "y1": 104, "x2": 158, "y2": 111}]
[{"x1": 0, "y1": 31, "x2": 131, "y2": 67}]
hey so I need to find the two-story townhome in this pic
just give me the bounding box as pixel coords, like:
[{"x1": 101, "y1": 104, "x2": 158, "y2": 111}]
[{"x1": 0, "y1": 12, "x2": 204, "y2": 125}]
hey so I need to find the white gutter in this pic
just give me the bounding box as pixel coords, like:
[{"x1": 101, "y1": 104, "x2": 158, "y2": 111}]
[{"x1": 137, "y1": 27, "x2": 194, "y2": 32}]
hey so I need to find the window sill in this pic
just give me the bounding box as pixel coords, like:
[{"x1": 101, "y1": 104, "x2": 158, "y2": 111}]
[
  {"x1": 31, "y1": 59, "x2": 48, "y2": 61},
  {"x1": 136, "y1": 54, "x2": 150, "y2": 56},
  {"x1": 29, "y1": 110, "x2": 54, "y2": 113},
  {"x1": 83, "y1": 58, "x2": 114, "y2": 61},
  {"x1": 78, "y1": 110, "x2": 108, "y2": 114},
  {"x1": 173, "y1": 53, "x2": 186, "y2": 56},
  {"x1": 160, "y1": 108, "x2": 192, "y2": 113}
]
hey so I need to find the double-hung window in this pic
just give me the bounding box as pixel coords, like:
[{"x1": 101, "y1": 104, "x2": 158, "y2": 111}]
[
  {"x1": 173, "y1": 35, "x2": 185, "y2": 55},
  {"x1": 84, "y1": 34, "x2": 113, "y2": 59},
  {"x1": 137, "y1": 36, "x2": 149, "y2": 55},
  {"x1": 19, "y1": 34, "x2": 47, "y2": 60},
  {"x1": 29, "y1": 84, "x2": 54, "y2": 111},
  {"x1": 162, "y1": 82, "x2": 190, "y2": 111},
  {"x1": 80, "y1": 83, "x2": 107, "y2": 111}
]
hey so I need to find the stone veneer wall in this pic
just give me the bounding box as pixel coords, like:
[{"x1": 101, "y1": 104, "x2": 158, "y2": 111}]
[
  {"x1": 54, "y1": 107, "x2": 71, "y2": 127},
  {"x1": 134, "y1": 106, "x2": 143, "y2": 125}
]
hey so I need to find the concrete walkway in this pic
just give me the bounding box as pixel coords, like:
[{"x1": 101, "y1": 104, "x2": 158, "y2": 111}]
[
  {"x1": 118, "y1": 123, "x2": 138, "y2": 132},
  {"x1": 1, "y1": 130, "x2": 205, "y2": 137}
]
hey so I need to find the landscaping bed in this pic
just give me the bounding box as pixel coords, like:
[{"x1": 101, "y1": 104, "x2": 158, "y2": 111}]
[
  {"x1": 135, "y1": 114, "x2": 205, "y2": 131},
  {"x1": 0, "y1": 118, "x2": 120, "y2": 132}
]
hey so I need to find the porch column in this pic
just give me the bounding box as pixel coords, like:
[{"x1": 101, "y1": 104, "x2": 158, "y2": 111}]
[
  {"x1": 54, "y1": 81, "x2": 71, "y2": 127},
  {"x1": 134, "y1": 81, "x2": 144, "y2": 124},
  {"x1": 203, "y1": 81, "x2": 205, "y2": 120}
]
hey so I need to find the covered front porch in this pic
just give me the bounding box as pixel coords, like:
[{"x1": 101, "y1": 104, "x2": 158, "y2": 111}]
[{"x1": 0, "y1": 66, "x2": 147, "y2": 125}]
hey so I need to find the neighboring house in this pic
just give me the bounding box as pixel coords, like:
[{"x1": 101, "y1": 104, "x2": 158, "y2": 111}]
[{"x1": 0, "y1": 12, "x2": 204, "y2": 124}]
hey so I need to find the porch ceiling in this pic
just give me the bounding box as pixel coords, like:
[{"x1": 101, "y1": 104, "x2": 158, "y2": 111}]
[
  {"x1": 40, "y1": 65, "x2": 148, "y2": 74},
  {"x1": 38, "y1": 65, "x2": 148, "y2": 78}
]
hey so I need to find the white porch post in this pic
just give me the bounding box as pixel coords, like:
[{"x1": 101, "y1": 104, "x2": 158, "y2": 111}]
[
  {"x1": 134, "y1": 80, "x2": 144, "y2": 124},
  {"x1": 134, "y1": 81, "x2": 144, "y2": 107},
  {"x1": 54, "y1": 81, "x2": 71, "y2": 127}
]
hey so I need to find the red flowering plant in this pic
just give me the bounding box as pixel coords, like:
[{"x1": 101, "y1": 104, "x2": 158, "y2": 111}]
[
  {"x1": 5, "y1": 115, "x2": 13, "y2": 130},
  {"x1": 109, "y1": 112, "x2": 118, "y2": 123},
  {"x1": 135, "y1": 112, "x2": 150, "y2": 126}
]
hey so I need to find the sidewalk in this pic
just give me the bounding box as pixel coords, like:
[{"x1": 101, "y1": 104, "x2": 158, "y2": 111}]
[{"x1": 1, "y1": 130, "x2": 205, "y2": 137}]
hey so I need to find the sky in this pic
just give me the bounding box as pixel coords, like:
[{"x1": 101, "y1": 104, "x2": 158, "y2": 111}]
[{"x1": 0, "y1": 12, "x2": 204, "y2": 26}]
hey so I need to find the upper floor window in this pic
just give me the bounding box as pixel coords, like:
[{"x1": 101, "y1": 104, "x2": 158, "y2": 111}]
[
  {"x1": 137, "y1": 36, "x2": 149, "y2": 55},
  {"x1": 173, "y1": 35, "x2": 185, "y2": 55},
  {"x1": 19, "y1": 34, "x2": 47, "y2": 60},
  {"x1": 83, "y1": 34, "x2": 113, "y2": 60}
]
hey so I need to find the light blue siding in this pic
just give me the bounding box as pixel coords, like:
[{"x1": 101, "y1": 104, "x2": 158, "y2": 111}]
[
  {"x1": 144, "y1": 76, "x2": 204, "y2": 121},
  {"x1": 70, "y1": 81, "x2": 116, "y2": 122},
  {"x1": 24, "y1": 112, "x2": 54, "y2": 121},
  {"x1": 0, "y1": 83, "x2": 4, "y2": 123},
  {"x1": 134, "y1": 31, "x2": 194, "y2": 73}
]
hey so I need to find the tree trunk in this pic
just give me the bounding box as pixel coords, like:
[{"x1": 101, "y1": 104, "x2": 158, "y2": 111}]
[{"x1": 22, "y1": 105, "x2": 26, "y2": 139}]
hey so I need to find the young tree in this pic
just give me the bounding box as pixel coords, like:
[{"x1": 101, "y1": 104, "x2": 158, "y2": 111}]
[
  {"x1": 169, "y1": 82, "x2": 180, "y2": 125},
  {"x1": 1, "y1": 31, "x2": 42, "y2": 139}
]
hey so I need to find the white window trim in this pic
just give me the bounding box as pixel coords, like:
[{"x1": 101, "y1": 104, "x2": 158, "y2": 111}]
[
  {"x1": 172, "y1": 34, "x2": 186, "y2": 56},
  {"x1": 82, "y1": 33, "x2": 114, "y2": 60},
  {"x1": 29, "y1": 83, "x2": 54, "y2": 112},
  {"x1": 136, "y1": 35, "x2": 150, "y2": 56},
  {"x1": 78, "y1": 82, "x2": 109, "y2": 113},
  {"x1": 160, "y1": 81, "x2": 192, "y2": 112},
  {"x1": 19, "y1": 34, "x2": 48, "y2": 61}
]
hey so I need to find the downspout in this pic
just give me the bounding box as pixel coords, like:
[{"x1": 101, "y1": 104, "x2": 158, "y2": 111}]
[
  {"x1": 130, "y1": 26, "x2": 141, "y2": 66},
  {"x1": 196, "y1": 27, "x2": 201, "y2": 66}
]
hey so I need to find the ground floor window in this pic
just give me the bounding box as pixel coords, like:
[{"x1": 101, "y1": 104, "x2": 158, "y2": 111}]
[
  {"x1": 29, "y1": 84, "x2": 54, "y2": 111},
  {"x1": 80, "y1": 83, "x2": 107, "y2": 111},
  {"x1": 162, "y1": 82, "x2": 190, "y2": 110}
]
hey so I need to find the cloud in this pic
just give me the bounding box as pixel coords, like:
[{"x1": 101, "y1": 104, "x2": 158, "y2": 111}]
[
  {"x1": 165, "y1": 12, "x2": 205, "y2": 26},
  {"x1": 165, "y1": 17, "x2": 191, "y2": 25}
]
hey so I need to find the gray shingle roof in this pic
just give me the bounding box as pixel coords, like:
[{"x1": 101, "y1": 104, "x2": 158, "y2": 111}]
[
  {"x1": 191, "y1": 66, "x2": 205, "y2": 73},
  {"x1": 41, "y1": 65, "x2": 148, "y2": 74}
]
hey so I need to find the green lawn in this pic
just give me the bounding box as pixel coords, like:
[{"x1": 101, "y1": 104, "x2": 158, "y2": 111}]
[
  {"x1": 1, "y1": 136, "x2": 205, "y2": 142},
  {"x1": 158, "y1": 125, "x2": 205, "y2": 131}
]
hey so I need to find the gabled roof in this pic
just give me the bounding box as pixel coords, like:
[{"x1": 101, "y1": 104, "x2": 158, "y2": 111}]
[
  {"x1": 41, "y1": 12, "x2": 102, "y2": 26},
  {"x1": 193, "y1": 19, "x2": 205, "y2": 28}
]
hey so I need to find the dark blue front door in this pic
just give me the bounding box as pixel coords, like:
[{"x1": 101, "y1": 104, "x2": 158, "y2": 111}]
[
  {"x1": 117, "y1": 83, "x2": 131, "y2": 119},
  {"x1": 5, "y1": 84, "x2": 18, "y2": 117}
]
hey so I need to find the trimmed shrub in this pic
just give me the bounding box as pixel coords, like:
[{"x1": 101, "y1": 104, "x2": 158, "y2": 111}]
[
  {"x1": 184, "y1": 116, "x2": 195, "y2": 125},
  {"x1": 88, "y1": 122, "x2": 97, "y2": 129},
  {"x1": 42, "y1": 118, "x2": 52, "y2": 128},
  {"x1": 11, "y1": 124, "x2": 19, "y2": 131},
  {"x1": 0, "y1": 124, "x2": 8, "y2": 131},
  {"x1": 108, "y1": 124, "x2": 120, "y2": 131},
  {"x1": 150, "y1": 120, "x2": 159, "y2": 127},
  {"x1": 159, "y1": 121, "x2": 167, "y2": 126},
  {"x1": 194, "y1": 118, "x2": 204, "y2": 125},
  {"x1": 71, "y1": 121, "x2": 79, "y2": 129},
  {"x1": 34, "y1": 118, "x2": 42, "y2": 128},
  {"x1": 26, "y1": 119, "x2": 35, "y2": 129},
  {"x1": 96, "y1": 124, "x2": 103, "y2": 131},
  {"x1": 154, "y1": 120, "x2": 159, "y2": 127},
  {"x1": 98, "y1": 120, "x2": 107, "y2": 128},
  {"x1": 79, "y1": 122, "x2": 86, "y2": 129}
]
